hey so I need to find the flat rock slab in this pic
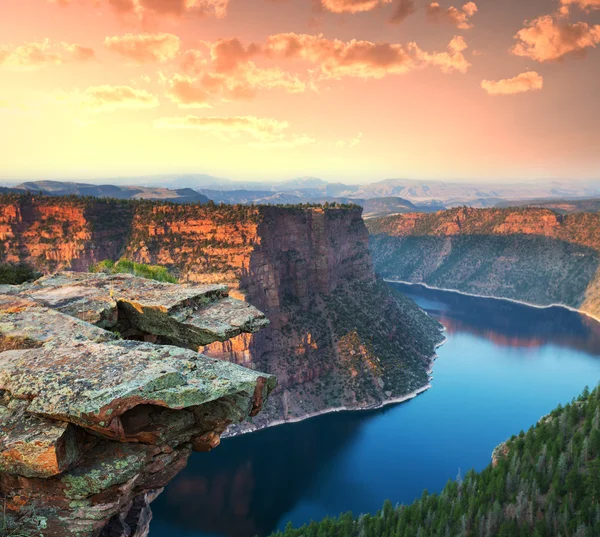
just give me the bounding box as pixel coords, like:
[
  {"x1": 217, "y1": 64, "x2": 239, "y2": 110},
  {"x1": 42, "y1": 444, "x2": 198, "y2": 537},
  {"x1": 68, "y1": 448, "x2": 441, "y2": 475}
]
[
  {"x1": 0, "y1": 272, "x2": 276, "y2": 536},
  {"x1": 0, "y1": 297, "x2": 116, "y2": 351},
  {"x1": 19, "y1": 272, "x2": 268, "y2": 346},
  {"x1": 0, "y1": 340, "x2": 276, "y2": 439}
]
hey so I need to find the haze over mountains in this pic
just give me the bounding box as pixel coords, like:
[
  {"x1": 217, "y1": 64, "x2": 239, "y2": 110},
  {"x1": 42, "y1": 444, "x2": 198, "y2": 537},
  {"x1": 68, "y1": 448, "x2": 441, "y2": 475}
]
[{"x1": 5, "y1": 176, "x2": 600, "y2": 217}]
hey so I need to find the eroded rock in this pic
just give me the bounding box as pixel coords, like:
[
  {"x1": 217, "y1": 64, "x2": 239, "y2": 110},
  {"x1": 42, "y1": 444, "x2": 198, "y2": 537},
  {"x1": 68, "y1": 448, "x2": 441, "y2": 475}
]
[
  {"x1": 0, "y1": 274, "x2": 275, "y2": 537},
  {"x1": 18, "y1": 272, "x2": 269, "y2": 346}
]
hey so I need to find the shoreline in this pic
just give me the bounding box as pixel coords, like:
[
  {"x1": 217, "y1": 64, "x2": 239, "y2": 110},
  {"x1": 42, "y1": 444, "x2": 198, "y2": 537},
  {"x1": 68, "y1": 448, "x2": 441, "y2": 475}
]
[
  {"x1": 224, "y1": 330, "x2": 448, "y2": 439},
  {"x1": 385, "y1": 279, "x2": 600, "y2": 324}
]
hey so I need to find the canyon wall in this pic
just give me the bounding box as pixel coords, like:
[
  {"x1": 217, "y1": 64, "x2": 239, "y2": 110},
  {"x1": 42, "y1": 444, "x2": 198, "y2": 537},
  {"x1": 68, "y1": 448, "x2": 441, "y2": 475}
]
[
  {"x1": 0, "y1": 194, "x2": 443, "y2": 432},
  {"x1": 367, "y1": 207, "x2": 600, "y2": 318}
]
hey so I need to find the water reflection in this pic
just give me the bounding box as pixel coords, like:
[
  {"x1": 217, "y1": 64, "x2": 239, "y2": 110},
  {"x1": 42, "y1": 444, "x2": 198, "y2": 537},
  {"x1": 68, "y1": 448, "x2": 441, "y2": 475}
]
[
  {"x1": 397, "y1": 283, "x2": 600, "y2": 354},
  {"x1": 150, "y1": 410, "x2": 365, "y2": 537},
  {"x1": 150, "y1": 283, "x2": 600, "y2": 537}
]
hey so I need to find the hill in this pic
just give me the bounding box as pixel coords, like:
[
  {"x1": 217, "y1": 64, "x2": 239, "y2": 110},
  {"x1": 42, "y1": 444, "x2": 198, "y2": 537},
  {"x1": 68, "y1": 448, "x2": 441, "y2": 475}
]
[
  {"x1": 13, "y1": 180, "x2": 210, "y2": 204},
  {"x1": 497, "y1": 198, "x2": 600, "y2": 214}
]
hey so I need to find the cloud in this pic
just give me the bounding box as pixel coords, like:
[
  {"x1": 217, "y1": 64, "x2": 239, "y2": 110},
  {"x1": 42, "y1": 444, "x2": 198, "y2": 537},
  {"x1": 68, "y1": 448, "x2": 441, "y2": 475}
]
[
  {"x1": 512, "y1": 15, "x2": 600, "y2": 62},
  {"x1": 320, "y1": 0, "x2": 392, "y2": 14},
  {"x1": 105, "y1": 33, "x2": 180, "y2": 63},
  {"x1": 181, "y1": 49, "x2": 207, "y2": 76},
  {"x1": 154, "y1": 115, "x2": 290, "y2": 140},
  {"x1": 426, "y1": 2, "x2": 478, "y2": 29},
  {"x1": 413, "y1": 35, "x2": 471, "y2": 73},
  {"x1": 389, "y1": 0, "x2": 416, "y2": 23},
  {"x1": 265, "y1": 33, "x2": 471, "y2": 78},
  {"x1": 165, "y1": 74, "x2": 212, "y2": 108},
  {"x1": 0, "y1": 40, "x2": 96, "y2": 70},
  {"x1": 165, "y1": 33, "x2": 470, "y2": 107},
  {"x1": 60, "y1": 85, "x2": 160, "y2": 112},
  {"x1": 165, "y1": 63, "x2": 307, "y2": 107},
  {"x1": 335, "y1": 132, "x2": 363, "y2": 148},
  {"x1": 209, "y1": 38, "x2": 261, "y2": 73},
  {"x1": 560, "y1": 0, "x2": 600, "y2": 13},
  {"x1": 481, "y1": 71, "x2": 544, "y2": 96},
  {"x1": 155, "y1": 114, "x2": 319, "y2": 149},
  {"x1": 50, "y1": 0, "x2": 229, "y2": 18}
]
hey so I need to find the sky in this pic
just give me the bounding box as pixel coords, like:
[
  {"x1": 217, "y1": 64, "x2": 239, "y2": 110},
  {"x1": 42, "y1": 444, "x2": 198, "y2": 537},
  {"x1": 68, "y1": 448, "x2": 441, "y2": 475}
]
[{"x1": 0, "y1": 0, "x2": 599, "y2": 183}]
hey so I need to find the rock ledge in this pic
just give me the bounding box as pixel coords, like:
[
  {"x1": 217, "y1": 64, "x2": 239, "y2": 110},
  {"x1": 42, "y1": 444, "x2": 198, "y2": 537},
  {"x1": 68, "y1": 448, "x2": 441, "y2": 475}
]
[{"x1": 0, "y1": 273, "x2": 275, "y2": 537}]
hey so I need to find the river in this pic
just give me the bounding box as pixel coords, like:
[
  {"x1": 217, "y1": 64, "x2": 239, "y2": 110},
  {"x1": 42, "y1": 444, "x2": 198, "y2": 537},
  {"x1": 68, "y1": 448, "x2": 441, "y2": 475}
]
[{"x1": 149, "y1": 283, "x2": 600, "y2": 537}]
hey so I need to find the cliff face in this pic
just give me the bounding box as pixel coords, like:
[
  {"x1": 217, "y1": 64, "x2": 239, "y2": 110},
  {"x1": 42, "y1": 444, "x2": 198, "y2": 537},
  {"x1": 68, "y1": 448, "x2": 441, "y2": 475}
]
[
  {"x1": 0, "y1": 195, "x2": 443, "y2": 432},
  {"x1": 0, "y1": 196, "x2": 134, "y2": 271},
  {"x1": 367, "y1": 207, "x2": 600, "y2": 318},
  {"x1": 0, "y1": 273, "x2": 274, "y2": 537}
]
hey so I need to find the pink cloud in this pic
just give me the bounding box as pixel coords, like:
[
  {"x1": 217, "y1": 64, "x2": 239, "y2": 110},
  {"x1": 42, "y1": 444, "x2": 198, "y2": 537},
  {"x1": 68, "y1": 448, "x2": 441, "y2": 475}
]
[
  {"x1": 59, "y1": 85, "x2": 160, "y2": 112},
  {"x1": 512, "y1": 14, "x2": 600, "y2": 62},
  {"x1": 481, "y1": 71, "x2": 544, "y2": 95},
  {"x1": 265, "y1": 33, "x2": 472, "y2": 78},
  {"x1": 0, "y1": 40, "x2": 96, "y2": 70},
  {"x1": 320, "y1": 0, "x2": 392, "y2": 14},
  {"x1": 154, "y1": 115, "x2": 289, "y2": 140},
  {"x1": 49, "y1": 0, "x2": 229, "y2": 18},
  {"x1": 426, "y1": 2, "x2": 478, "y2": 29},
  {"x1": 105, "y1": 33, "x2": 181, "y2": 63},
  {"x1": 560, "y1": 0, "x2": 600, "y2": 13},
  {"x1": 166, "y1": 64, "x2": 306, "y2": 107}
]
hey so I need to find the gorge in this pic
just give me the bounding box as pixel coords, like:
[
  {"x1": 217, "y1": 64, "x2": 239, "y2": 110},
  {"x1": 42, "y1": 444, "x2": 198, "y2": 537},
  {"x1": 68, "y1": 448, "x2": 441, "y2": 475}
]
[
  {"x1": 149, "y1": 283, "x2": 600, "y2": 537},
  {"x1": 0, "y1": 194, "x2": 443, "y2": 434}
]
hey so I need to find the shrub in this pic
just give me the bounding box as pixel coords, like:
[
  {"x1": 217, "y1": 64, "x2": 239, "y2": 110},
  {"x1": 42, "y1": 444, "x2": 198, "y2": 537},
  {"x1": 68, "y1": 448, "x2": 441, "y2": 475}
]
[
  {"x1": 90, "y1": 258, "x2": 177, "y2": 283},
  {"x1": 0, "y1": 263, "x2": 41, "y2": 285}
]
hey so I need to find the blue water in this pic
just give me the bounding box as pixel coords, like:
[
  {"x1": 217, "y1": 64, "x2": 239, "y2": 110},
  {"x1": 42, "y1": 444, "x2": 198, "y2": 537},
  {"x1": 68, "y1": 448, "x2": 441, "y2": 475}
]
[{"x1": 150, "y1": 284, "x2": 600, "y2": 537}]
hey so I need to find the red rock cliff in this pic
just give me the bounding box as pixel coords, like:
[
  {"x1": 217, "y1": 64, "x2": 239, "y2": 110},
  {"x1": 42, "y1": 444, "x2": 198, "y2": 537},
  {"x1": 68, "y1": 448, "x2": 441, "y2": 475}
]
[{"x1": 0, "y1": 195, "x2": 443, "y2": 432}]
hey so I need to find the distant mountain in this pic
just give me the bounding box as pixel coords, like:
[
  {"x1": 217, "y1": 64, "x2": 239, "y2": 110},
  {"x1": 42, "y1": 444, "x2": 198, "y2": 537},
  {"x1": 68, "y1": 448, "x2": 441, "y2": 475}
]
[
  {"x1": 496, "y1": 198, "x2": 600, "y2": 214},
  {"x1": 13, "y1": 181, "x2": 210, "y2": 204},
  {"x1": 273, "y1": 177, "x2": 329, "y2": 191},
  {"x1": 350, "y1": 179, "x2": 600, "y2": 206},
  {"x1": 361, "y1": 197, "x2": 443, "y2": 219},
  {"x1": 10, "y1": 177, "x2": 600, "y2": 208}
]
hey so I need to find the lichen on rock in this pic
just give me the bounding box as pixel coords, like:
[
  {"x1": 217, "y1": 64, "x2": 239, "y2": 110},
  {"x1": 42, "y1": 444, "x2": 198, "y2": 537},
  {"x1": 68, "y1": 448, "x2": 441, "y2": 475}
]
[{"x1": 0, "y1": 272, "x2": 275, "y2": 537}]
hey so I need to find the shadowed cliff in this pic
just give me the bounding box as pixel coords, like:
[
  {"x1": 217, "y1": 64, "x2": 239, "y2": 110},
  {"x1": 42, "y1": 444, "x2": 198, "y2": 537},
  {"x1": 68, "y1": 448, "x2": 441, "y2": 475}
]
[
  {"x1": 0, "y1": 194, "x2": 443, "y2": 434},
  {"x1": 367, "y1": 207, "x2": 600, "y2": 319}
]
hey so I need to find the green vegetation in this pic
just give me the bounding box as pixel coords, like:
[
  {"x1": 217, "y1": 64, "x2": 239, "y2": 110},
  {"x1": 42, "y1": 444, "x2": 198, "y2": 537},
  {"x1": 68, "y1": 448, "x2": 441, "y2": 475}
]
[
  {"x1": 0, "y1": 263, "x2": 41, "y2": 285},
  {"x1": 90, "y1": 258, "x2": 178, "y2": 283},
  {"x1": 271, "y1": 385, "x2": 600, "y2": 537}
]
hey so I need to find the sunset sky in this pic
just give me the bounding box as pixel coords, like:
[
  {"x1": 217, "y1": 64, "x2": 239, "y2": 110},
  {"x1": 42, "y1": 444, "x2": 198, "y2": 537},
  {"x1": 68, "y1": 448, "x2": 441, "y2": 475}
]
[{"x1": 1, "y1": 0, "x2": 599, "y2": 183}]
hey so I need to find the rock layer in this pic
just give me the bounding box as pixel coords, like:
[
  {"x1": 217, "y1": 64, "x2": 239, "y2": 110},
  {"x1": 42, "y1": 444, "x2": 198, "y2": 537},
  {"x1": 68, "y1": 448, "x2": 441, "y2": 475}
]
[
  {"x1": 0, "y1": 195, "x2": 443, "y2": 434},
  {"x1": 0, "y1": 273, "x2": 274, "y2": 537},
  {"x1": 368, "y1": 207, "x2": 600, "y2": 318}
]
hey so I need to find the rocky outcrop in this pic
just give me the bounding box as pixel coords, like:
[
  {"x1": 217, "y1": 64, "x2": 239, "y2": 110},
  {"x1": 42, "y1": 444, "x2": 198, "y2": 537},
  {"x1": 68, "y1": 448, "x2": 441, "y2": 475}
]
[
  {"x1": 0, "y1": 195, "x2": 444, "y2": 434},
  {"x1": 368, "y1": 207, "x2": 600, "y2": 319},
  {"x1": 0, "y1": 273, "x2": 275, "y2": 537}
]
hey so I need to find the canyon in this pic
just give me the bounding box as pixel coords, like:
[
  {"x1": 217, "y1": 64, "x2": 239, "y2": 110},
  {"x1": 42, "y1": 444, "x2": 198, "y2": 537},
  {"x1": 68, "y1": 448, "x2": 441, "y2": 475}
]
[
  {"x1": 0, "y1": 194, "x2": 443, "y2": 434},
  {"x1": 368, "y1": 207, "x2": 600, "y2": 319}
]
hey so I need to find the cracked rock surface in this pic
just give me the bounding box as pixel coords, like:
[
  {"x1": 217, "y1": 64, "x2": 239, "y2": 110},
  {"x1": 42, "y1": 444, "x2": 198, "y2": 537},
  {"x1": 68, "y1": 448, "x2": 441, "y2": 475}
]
[{"x1": 0, "y1": 272, "x2": 275, "y2": 537}]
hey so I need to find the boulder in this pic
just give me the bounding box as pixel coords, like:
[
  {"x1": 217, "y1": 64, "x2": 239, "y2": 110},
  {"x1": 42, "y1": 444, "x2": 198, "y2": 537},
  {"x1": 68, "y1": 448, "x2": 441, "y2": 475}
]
[{"x1": 0, "y1": 273, "x2": 275, "y2": 537}]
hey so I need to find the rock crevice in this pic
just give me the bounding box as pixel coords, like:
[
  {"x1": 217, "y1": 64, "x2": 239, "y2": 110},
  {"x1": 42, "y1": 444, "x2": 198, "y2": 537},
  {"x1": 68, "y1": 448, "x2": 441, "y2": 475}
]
[{"x1": 0, "y1": 273, "x2": 275, "y2": 537}]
